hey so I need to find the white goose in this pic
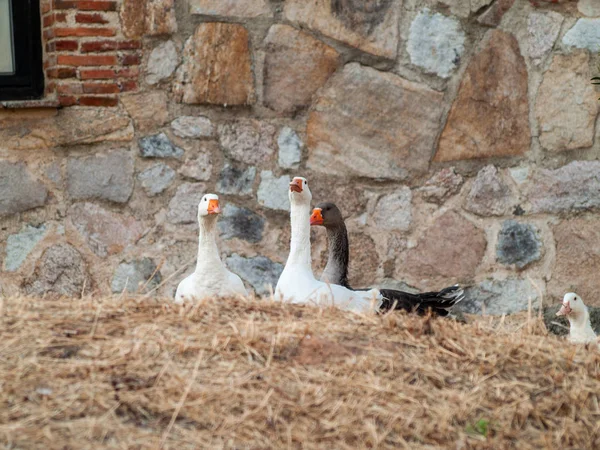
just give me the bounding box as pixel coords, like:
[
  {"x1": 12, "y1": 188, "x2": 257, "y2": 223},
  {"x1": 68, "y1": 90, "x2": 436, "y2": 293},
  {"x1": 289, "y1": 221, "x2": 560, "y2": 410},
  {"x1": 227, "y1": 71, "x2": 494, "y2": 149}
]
[
  {"x1": 174, "y1": 194, "x2": 247, "y2": 304},
  {"x1": 556, "y1": 292, "x2": 598, "y2": 347},
  {"x1": 275, "y1": 177, "x2": 382, "y2": 314}
]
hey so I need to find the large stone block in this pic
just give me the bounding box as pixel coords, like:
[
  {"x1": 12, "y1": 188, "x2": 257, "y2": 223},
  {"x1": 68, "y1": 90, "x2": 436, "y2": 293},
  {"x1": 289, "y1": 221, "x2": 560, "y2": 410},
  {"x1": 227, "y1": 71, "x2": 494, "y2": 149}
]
[
  {"x1": 527, "y1": 11, "x2": 563, "y2": 66},
  {"x1": 372, "y1": 188, "x2": 412, "y2": 232},
  {"x1": 24, "y1": 244, "x2": 89, "y2": 297},
  {"x1": 535, "y1": 52, "x2": 598, "y2": 152},
  {"x1": 218, "y1": 120, "x2": 277, "y2": 166},
  {"x1": 525, "y1": 161, "x2": 600, "y2": 214},
  {"x1": 1, "y1": 108, "x2": 133, "y2": 150},
  {"x1": 69, "y1": 203, "x2": 145, "y2": 257},
  {"x1": 216, "y1": 164, "x2": 256, "y2": 197},
  {"x1": 67, "y1": 150, "x2": 134, "y2": 203},
  {"x1": 496, "y1": 221, "x2": 542, "y2": 269},
  {"x1": 0, "y1": 162, "x2": 47, "y2": 216},
  {"x1": 307, "y1": 63, "x2": 444, "y2": 180},
  {"x1": 284, "y1": 0, "x2": 401, "y2": 59},
  {"x1": 189, "y1": 0, "x2": 272, "y2": 17},
  {"x1": 121, "y1": 0, "x2": 177, "y2": 38},
  {"x1": 121, "y1": 91, "x2": 169, "y2": 132},
  {"x1": 457, "y1": 278, "x2": 541, "y2": 315},
  {"x1": 407, "y1": 8, "x2": 465, "y2": 78},
  {"x1": 174, "y1": 23, "x2": 254, "y2": 106},
  {"x1": 218, "y1": 204, "x2": 264, "y2": 243},
  {"x1": 464, "y1": 165, "x2": 518, "y2": 216},
  {"x1": 146, "y1": 40, "x2": 179, "y2": 85},
  {"x1": 562, "y1": 18, "x2": 600, "y2": 51},
  {"x1": 435, "y1": 30, "x2": 530, "y2": 161},
  {"x1": 263, "y1": 25, "x2": 340, "y2": 114},
  {"x1": 550, "y1": 218, "x2": 600, "y2": 305},
  {"x1": 400, "y1": 211, "x2": 486, "y2": 280}
]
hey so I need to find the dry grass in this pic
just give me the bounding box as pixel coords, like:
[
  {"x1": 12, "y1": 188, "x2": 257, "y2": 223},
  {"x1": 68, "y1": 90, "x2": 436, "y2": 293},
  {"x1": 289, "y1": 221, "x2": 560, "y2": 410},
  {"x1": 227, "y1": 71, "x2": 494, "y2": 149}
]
[{"x1": 1, "y1": 295, "x2": 599, "y2": 450}]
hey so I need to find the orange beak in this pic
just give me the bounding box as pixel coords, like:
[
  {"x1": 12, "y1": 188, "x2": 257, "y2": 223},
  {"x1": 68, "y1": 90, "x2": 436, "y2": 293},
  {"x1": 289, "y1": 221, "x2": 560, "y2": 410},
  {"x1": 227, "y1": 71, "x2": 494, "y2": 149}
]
[
  {"x1": 310, "y1": 208, "x2": 323, "y2": 226},
  {"x1": 207, "y1": 199, "x2": 221, "y2": 215},
  {"x1": 556, "y1": 302, "x2": 571, "y2": 316},
  {"x1": 289, "y1": 178, "x2": 303, "y2": 193}
]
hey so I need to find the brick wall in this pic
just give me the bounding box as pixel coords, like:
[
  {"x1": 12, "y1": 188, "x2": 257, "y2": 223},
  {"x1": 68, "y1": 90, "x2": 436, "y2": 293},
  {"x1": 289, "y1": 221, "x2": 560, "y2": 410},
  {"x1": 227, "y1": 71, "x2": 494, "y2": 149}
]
[{"x1": 40, "y1": 0, "x2": 141, "y2": 107}]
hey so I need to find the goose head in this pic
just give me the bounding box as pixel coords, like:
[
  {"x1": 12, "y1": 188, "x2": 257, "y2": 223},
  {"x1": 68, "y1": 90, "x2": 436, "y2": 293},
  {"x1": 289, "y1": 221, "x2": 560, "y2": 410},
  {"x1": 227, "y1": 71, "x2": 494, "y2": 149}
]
[
  {"x1": 310, "y1": 202, "x2": 344, "y2": 227},
  {"x1": 556, "y1": 292, "x2": 586, "y2": 318},
  {"x1": 198, "y1": 193, "x2": 221, "y2": 220},
  {"x1": 289, "y1": 176, "x2": 312, "y2": 206}
]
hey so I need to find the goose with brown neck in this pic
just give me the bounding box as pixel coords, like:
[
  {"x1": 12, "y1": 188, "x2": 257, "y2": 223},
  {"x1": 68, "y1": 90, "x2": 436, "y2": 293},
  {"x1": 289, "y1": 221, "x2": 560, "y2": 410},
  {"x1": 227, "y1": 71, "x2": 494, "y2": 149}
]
[{"x1": 310, "y1": 202, "x2": 464, "y2": 316}]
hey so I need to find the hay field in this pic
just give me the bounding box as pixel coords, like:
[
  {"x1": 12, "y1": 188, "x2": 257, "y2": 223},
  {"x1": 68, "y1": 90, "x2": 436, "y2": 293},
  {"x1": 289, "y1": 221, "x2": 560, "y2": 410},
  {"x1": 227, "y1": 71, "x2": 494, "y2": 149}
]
[{"x1": 1, "y1": 295, "x2": 599, "y2": 449}]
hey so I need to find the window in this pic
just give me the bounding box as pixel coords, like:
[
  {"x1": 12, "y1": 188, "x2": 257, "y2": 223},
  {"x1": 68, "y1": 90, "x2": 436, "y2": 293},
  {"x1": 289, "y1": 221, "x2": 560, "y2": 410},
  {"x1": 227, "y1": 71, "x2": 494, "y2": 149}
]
[{"x1": 0, "y1": 0, "x2": 44, "y2": 101}]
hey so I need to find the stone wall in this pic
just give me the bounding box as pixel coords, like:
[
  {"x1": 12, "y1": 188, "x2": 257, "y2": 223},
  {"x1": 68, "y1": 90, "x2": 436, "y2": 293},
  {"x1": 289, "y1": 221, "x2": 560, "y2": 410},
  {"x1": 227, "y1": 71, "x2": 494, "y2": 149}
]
[{"x1": 1, "y1": 0, "x2": 599, "y2": 313}]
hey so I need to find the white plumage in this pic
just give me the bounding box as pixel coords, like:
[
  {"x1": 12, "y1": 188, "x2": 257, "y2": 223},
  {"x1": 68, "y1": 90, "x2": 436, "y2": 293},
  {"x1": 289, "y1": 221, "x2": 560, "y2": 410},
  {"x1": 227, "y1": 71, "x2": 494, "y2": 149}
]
[{"x1": 556, "y1": 292, "x2": 598, "y2": 348}]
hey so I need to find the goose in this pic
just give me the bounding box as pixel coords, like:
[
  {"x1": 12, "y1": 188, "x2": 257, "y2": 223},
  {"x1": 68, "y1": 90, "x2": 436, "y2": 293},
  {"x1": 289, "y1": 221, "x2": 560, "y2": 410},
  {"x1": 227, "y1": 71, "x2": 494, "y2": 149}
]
[
  {"x1": 275, "y1": 177, "x2": 382, "y2": 314},
  {"x1": 309, "y1": 202, "x2": 464, "y2": 316},
  {"x1": 556, "y1": 292, "x2": 598, "y2": 347},
  {"x1": 174, "y1": 194, "x2": 248, "y2": 303}
]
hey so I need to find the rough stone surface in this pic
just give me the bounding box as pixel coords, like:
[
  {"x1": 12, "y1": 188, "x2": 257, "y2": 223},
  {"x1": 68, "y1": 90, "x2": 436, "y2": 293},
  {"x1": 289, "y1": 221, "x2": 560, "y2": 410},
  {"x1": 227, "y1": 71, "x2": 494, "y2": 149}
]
[
  {"x1": 543, "y1": 304, "x2": 600, "y2": 336},
  {"x1": 146, "y1": 40, "x2": 180, "y2": 85},
  {"x1": 550, "y1": 217, "x2": 600, "y2": 304},
  {"x1": 0, "y1": 162, "x2": 48, "y2": 216},
  {"x1": 458, "y1": 279, "x2": 540, "y2": 315},
  {"x1": 218, "y1": 120, "x2": 277, "y2": 165},
  {"x1": 263, "y1": 25, "x2": 340, "y2": 114},
  {"x1": 401, "y1": 211, "x2": 486, "y2": 280},
  {"x1": 1, "y1": 108, "x2": 133, "y2": 150},
  {"x1": 477, "y1": 0, "x2": 515, "y2": 27},
  {"x1": 525, "y1": 161, "x2": 600, "y2": 214},
  {"x1": 121, "y1": 91, "x2": 169, "y2": 132},
  {"x1": 257, "y1": 171, "x2": 290, "y2": 211},
  {"x1": 284, "y1": 0, "x2": 401, "y2": 59},
  {"x1": 69, "y1": 203, "x2": 144, "y2": 257},
  {"x1": 277, "y1": 127, "x2": 303, "y2": 169},
  {"x1": 437, "y1": 0, "x2": 494, "y2": 18},
  {"x1": 535, "y1": 52, "x2": 598, "y2": 152},
  {"x1": 372, "y1": 188, "x2": 412, "y2": 232},
  {"x1": 167, "y1": 182, "x2": 207, "y2": 224},
  {"x1": 218, "y1": 204, "x2": 265, "y2": 243},
  {"x1": 190, "y1": 0, "x2": 272, "y2": 17},
  {"x1": 562, "y1": 18, "x2": 600, "y2": 51},
  {"x1": 310, "y1": 178, "x2": 368, "y2": 217},
  {"x1": 67, "y1": 150, "x2": 134, "y2": 203},
  {"x1": 307, "y1": 63, "x2": 444, "y2": 180},
  {"x1": 347, "y1": 232, "x2": 379, "y2": 288},
  {"x1": 496, "y1": 221, "x2": 542, "y2": 269},
  {"x1": 216, "y1": 164, "x2": 256, "y2": 197},
  {"x1": 420, "y1": 167, "x2": 464, "y2": 204},
  {"x1": 171, "y1": 116, "x2": 214, "y2": 139},
  {"x1": 25, "y1": 244, "x2": 88, "y2": 297},
  {"x1": 145, "y1": 0, "x2": 177, "y2": 36},
  {"x1": 527, "y1": 11, "x2": 564, "y2": 65},
  {"x1": 178, "y1": 154, "x2": 212, "y2": 181},
  {"x1": 225, "y1": 254, "x2": 283, "y2": 296},
  {"x1": 578, "y1": 0, "x2": 600, "y2": 17},
  {"x1": 174, "y1": 23, "x2": 254, "y2": 105},
  {"x1": 4, "y1": 225, "x2": 47, "y2": 272},
  {"x1": 407, "y1": 8, "x2": 466, "y2": 78},
  {"x1": 465, "y1": 166, "x2": 517, "y2": 216},
  {"x1": 435, "y1": 30, "x2": 529, "y2": 162},
  {"x1": 137, "y1": 163, "x2": 175, "y2": 196},
  {"x1": 139, "y1": 133, "x2": 184, "y2": 159},
  {"x1": 111, "y1": 258, "x2": 162, "y2": 293}
]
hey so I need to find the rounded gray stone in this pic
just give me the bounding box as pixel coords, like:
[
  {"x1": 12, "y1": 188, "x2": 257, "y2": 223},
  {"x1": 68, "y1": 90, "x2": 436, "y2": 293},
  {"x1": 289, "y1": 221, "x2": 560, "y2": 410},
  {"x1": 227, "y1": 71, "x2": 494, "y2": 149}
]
[
  {"x1": 225, "y1": 253, "x2": 283, "y2": 296},
  {"x1": 111, "y1": 258, "x2": 162, "y2": 294},
  {"x1": 217, "y1": 204, "x2": 264, "y2": 243},
  {"x1": 4, "y1": 224, "x2": 47, "y2": 272},
  {"x1": 496, "y1": 220, "x2": 541, "y2": 269},
  {"x1": 139, "y1": 133, "x2": 184, "y2": 159},
  {"x1": 216, "y1": 164, "x2": 256, "y2": 197},
  {"x1": 138, "y1": 163, "x2": 175, "y2": 196}
]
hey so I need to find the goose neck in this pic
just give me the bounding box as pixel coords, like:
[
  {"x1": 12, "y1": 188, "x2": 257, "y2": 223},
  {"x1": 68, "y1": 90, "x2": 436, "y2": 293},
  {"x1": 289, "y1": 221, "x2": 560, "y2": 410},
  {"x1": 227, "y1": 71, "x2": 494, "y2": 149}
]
[
  {"x1": 288, "y1": 202, "x2": 313, "y2": 268},
  {"x1": 195, "y1": 216, "x2": 221, "y2": 273}
]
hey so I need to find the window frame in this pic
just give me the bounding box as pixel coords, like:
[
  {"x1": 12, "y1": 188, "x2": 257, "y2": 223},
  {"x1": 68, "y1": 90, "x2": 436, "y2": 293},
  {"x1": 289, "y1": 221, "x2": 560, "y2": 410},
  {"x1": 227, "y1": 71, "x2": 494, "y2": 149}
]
[{"x1": 0, "y1": 0, "x2": 44, "y2": 101}]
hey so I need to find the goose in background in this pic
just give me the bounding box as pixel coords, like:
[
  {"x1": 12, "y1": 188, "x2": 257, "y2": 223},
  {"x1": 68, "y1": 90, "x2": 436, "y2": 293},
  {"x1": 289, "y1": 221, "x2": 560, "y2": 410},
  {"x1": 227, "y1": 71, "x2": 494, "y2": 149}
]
[
  {"x1": 556, "y1": 292, "x2": 598, "y2": 347},
  {"x1": 309, "y1": 202, "x2": 464, "y2": 316},
  {"x1": 175, "y1": 194, "x2": 247, "y2": 304},
  {"x1": 275, "y1": 177, "x2": 382, "y2": 314}
]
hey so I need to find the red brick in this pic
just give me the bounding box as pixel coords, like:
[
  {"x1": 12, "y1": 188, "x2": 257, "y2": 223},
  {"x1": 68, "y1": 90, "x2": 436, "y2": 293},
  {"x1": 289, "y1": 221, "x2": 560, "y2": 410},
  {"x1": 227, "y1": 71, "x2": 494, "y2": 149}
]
[
  {"x1": 79, "y1": 96, "x2": 118, "y2": 107},
  {"x1": 47, "y1": 67, "x2": 77, "y2": 79},
  {"x1": 46, "y1": 41, "x2": 56, "y2": 53},
  {"x1": 83, "y1": 82, "x2": 120, "y2": 94},
  {"x1": 59, "y1": 95, "x2": 78, "y2": 106},
  {"x1": 57, "y1": 83, "x2": 83, "y2": 95},
  {"x1": 57, "y1": 54, "x2": 117, "y2": 66},
  {"x1": 81, "y1": 40, "x2": 141, "y2": 53},
  {"x1": 118, "y1": 80, "x2": 138, "y2": 92},
  {"x1": 43, "y1": 14, "x2": 56, "y2": 28},
  {"x1": 75, "y1": 12, "x2": 109, "y2": 24},
  {"x1": 116, "y1": 67, "x2": 140, "y2": 78},
  {"x1": 54, "y1": 27, "x2": 116, "y2": 37},
  {"x1": 120, "y1": 53, "x2": 141, "y2": 66},
  {"x1": 56, "y1": 12, "x2": 68, "y2": 22},
  {"x1": 79, "y1": 69, "x2": 116, "y2": 79},
  {"x1": 54, "y1": 1, "x2": 117, "y2": 10},
  {"x1": 55, "y1": 40, "x2": 79, "y2": 51}
]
